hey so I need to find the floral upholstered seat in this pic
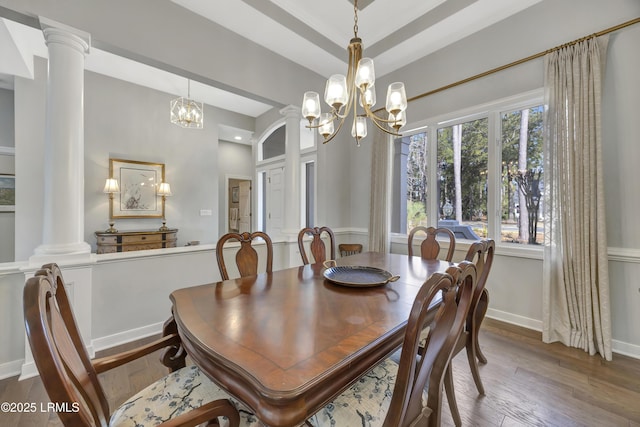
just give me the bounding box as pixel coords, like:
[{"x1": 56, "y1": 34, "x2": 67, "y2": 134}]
[
  {"x1": 307, "y1": 262, "x2": 476, "y2": 427},
  {"x1": 24, "y1": 264, "x2": 242, "y2": 427},
  {"x1": 305, "y1": 359, "x2": 429, "y2": 427},
  {"x1": 110, "y1": 365, "x2": 257, "y2": 426}
]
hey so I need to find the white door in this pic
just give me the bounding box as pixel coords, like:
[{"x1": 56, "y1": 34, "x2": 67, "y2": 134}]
[
  {"x1": 238, "y1": 180, "x2": 251, "y2": 233},
  {"x1": 266, "y1": 167, "x2": 284, "y2": 236}
]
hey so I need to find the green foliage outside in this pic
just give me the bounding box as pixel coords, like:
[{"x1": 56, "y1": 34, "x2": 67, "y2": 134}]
[
  {"x1": 407, "y1": 200, "x2": 427, "y2": 231},
  {"x1": 404, "y1": 106, "x2": 544, "y2": 243},
  {"x1": 437, "y1": 118, "x2": 489, "y2": 221}
]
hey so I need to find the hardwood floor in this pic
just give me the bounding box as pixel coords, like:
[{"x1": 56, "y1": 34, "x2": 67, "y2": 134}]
[
  {"x1": 440, "y1": 319, "x2": 640, "y2": 427},
  {"x1": 1, "y1": 319, "x2": 639, "y2": 426}
]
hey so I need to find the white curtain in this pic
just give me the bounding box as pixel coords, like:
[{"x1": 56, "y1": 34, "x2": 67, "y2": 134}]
[
  {"x1": 542, "y1": 35, "x2": 612, "y2": 360},
  {"x1": 369, "y1": 128, "x2": 391, "y2": 252}
]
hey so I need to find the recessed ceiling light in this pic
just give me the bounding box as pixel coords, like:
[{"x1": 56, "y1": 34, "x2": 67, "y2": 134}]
[{"x1": 234, "y1": 136, "x2": 242, "y2": 141}]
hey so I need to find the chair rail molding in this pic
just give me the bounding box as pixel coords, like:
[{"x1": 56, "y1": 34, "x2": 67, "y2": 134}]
[{"x1": 608, "y1": 247, "x2": 640, "y2": 263}]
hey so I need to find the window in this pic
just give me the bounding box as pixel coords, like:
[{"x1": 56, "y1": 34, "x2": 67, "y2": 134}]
[
  {"x1": 261, "y1": 125, "x2": 285, "y2": 160},
  {"x1": 302, "y1": 161, "x2": 315, "y2": 227},
  {"x1": 392, "y1": 91, "x2": 544, "y2": 246},
  {"x1": 500, "y1": 106, "x2": 544, "y2": 244},
  {"x1": 437, "y1": 117, "x2": 489, "y2": 239},
  {"x1": 256, "y1": 120, "x2": 318, "y2": 234}
]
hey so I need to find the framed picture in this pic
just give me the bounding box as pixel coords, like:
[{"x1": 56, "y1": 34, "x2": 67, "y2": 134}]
[
  {"x1": 0, "y1": 174, "x2": 15, "y2": 212},
  {"x1": 231, "y1": 186, "x2": 239, "y2": 203},
  {"x1": 110, "y1": 158, "x2": 165, "y2": 218}
]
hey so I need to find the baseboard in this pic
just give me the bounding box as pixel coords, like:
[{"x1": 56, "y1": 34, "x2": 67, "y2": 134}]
[
  {"x1": 91, "y1": 321, "x2": 165, "y2": 353},
  {"x1": 0, "y1": 359, "x2": 24, "y2": 381},
  {"x1": 8, "y1": 325, "x2": 163, "y2": 381},
  {"x1": 18, "y1": 343, "x2": 95, "y2": 381},
  {"x1": 612, "y1": 339, "x2": 640, "y2": 360},
  {"x1": 19, "y1": 361, "x2": 38, "y2": 380},
  {"x1": 486, "y1": 308, "x2": 543, "y2": 331},
  {"x1": 487, "y1": 308, "x2": 640, "y2": 360}
]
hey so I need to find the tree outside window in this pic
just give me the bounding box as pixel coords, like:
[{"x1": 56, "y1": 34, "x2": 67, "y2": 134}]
[
  {"x1": 437, "y1": 118, "x2": 489, "y2": 238},
  {"x1": 500, "y1": 106, "x2": 544, "y2": 244},
  {"x1": 406, "y1": 133, "x2": 428, "y2": 231},
  {"x1": 391, "y1": 93, "x2": 544, "y2": 247}
]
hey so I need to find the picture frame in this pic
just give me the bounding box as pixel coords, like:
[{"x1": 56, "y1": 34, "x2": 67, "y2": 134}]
[
  {"x1": 0, "y1": 174, "x2": 15, "y2": 212},
  {"x1": 231, "y1": 186, "x2": 240, "y2": 203},
  {"x1": 109, "y1": 158, "x2": 165, "y2": 218}
]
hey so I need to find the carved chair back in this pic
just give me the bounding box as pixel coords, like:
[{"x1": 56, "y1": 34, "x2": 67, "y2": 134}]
[
  {"x1": 408, "y1": 226, "x2": 456, "y2": 261},
  {"x1": 385, "y1": 260, "x2": 476, "y2": 427},
  {"x1": 24, "y1": 264, "x2": 111, "y2": 426},
  {"x1": 298, "y1": 226, "x2": 336, "y2": 265},
  {"x1": 216, "y1": 231, "x2": 274, "y2": 280},
  {"x1": 464, "y1": 239, "x2": 495, "y2": 322}
]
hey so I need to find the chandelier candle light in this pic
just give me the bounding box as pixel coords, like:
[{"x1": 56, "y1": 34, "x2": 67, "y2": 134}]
[
  {"x1": 170, "y1": 79, "x2": 204, "y2": 129},
  {"x1": 301, "y1": 0, "x2": 407, "y2": 145}
]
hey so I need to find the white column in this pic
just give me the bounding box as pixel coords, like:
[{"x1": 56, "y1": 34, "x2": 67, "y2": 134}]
[
  {"x1": 32, "y1": 18, "x2": 91, "y2": 261},
  {"x1": 280, "y1": 105, "x2": 301, "y2": 236}
]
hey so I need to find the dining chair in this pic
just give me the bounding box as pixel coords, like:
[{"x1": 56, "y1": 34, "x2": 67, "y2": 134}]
[
  {"x1": 305, "y1": 260, "x2": 476, "y2": 427},
  {"x1": 444, "y1": 239, "x2": 495, "y2": 426},
  {"x1": 216, "y1": 231, "x2": 273, "y2": 280},
  {"x1": 24, "y1": 263, "x2": 240, "y2": 427},
  {"x1": 298, "y1": 226, "x2": 336, "y2": 265},
  {"x1": 338, "y1": 243, "x2": 363, "y2": 257},
  {"x1": 408, "y1": 226, "x2": 456, "y2": 261}
]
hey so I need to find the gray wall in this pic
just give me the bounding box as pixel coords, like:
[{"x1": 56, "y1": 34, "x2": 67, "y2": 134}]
[
  {"x1": 0, "y1": 88, "x2": 14, "y2": 147},
  {"x1": 83, "y1": 71, "x2": 254, "y2": 249},
  {"x1": 218, "y1": 140, "x2": 253, "y2": 234},
  {"x1": 14, "y1": 57, "x2": 46, "y2": 262},
  {"x1": 0, "y1": 88, "x2": 15, "y2": 262},
  {"x1": 13, "y1": 61, "x2": 256, "y2": 255}
]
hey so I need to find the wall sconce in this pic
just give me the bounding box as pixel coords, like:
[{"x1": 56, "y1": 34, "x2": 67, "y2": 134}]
[
  {"x1": 158, "y1": 182, "x2": 172, "y2": 231},
  {"x1": 103, "y1": 178, "x2": 120, "y2": 233}
]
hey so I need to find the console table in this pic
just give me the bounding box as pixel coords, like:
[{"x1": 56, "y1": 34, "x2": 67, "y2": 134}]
[{"x1": 95, "y1": 229, "x2": 178, "y2": 254}]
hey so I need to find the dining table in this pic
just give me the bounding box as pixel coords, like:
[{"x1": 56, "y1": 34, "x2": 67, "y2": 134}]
[{"x1": 168, "y1": 251, "x2": 454, "y2": 427}]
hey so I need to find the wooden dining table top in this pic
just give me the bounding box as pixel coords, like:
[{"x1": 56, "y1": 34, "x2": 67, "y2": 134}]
[{"x1": 169, "y1": 251, "x2": 453, "y2": 427}]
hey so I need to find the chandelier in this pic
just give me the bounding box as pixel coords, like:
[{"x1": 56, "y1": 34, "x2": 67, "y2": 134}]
[
  {"x1": 170, "y1": 79, "x2": 204, "y2": 129},
  {"x1": 301, "y1": 0, "x2": 407, "y2": 146}
]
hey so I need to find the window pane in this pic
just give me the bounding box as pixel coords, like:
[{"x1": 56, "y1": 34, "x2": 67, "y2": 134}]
[
  {"x1": 304, "y1": 162, "x2": 315, "y2": 227},
  {"x1": 437, "y1": 118, "x2": 488, "y2": 239},
  {"x1": 262, "y1": 125, "x2": 285, "y2": 160},
  {"x1": 406, "y1": 132, "x2": 429, "y2": 233},
  {"x1": 391, "y1": 133, "x2": 430, "y2": 234},
  {"x1": 500, "y1": 106, "x2": 544, "y2": 245}
]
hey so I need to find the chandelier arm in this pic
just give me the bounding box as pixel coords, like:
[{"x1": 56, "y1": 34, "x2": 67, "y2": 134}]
[
  {"x1": 305, "y1": 111, "x2": 339, "y2": 130},
  {"x1": 351, "y1": 89, "x2": 360, "y2": 144},
  {"x1": 368, "y1": 112, "x2": 401, "y2": 136},
  {"x1": 333, "y1": 106, "x2": 351, "y2": 120},
  {"x1": 360, "y1": 97, "x2": 399, "y2": 125},
  {"x1": 322, "y1": 114, "x2": 349, "y2": 144}
]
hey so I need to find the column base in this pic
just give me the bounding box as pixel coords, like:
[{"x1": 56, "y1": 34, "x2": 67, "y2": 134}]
[{"x1": 30, "y1": 241, "x2": 92, "y2": 266}]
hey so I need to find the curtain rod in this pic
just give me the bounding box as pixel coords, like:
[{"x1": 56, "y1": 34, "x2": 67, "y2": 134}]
[{"x1": 404, "y1": 16, "x2": 640, "y2": 105}]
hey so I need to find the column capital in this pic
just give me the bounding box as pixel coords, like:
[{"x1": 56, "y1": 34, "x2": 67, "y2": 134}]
[
  {"x1": 279, "y1": 105, "x2": 301, "y2": 119},
  {"x1": 40, "y1": 17, "x2": 91, "y2": 55}
]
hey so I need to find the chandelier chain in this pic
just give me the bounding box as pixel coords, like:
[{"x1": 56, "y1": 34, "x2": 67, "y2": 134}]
[{"x1": 353, "y1": 0, "x2": 359, "y2": 38}]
